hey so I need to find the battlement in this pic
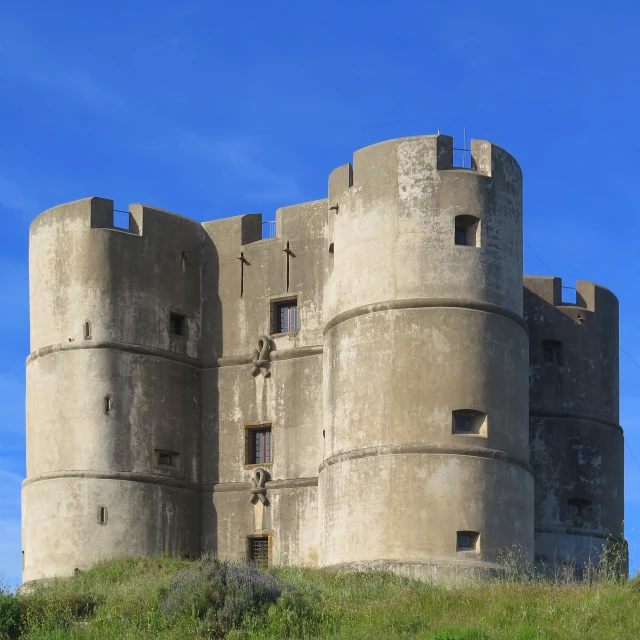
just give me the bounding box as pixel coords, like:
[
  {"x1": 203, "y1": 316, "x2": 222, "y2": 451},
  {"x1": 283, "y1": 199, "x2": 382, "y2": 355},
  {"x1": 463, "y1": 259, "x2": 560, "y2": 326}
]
[
  {"x1": 523, "y1": 276, "x2": 618, "y2": 314},
  {"x1": 327, "y1": 134, "x2": 522, "y2": 210}
]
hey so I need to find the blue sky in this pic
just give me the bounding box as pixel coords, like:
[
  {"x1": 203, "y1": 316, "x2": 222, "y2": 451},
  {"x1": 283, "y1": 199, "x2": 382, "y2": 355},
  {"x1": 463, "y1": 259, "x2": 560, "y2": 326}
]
[{"x1": 1, "y1": 1, "x2": 639, "y2": 588}]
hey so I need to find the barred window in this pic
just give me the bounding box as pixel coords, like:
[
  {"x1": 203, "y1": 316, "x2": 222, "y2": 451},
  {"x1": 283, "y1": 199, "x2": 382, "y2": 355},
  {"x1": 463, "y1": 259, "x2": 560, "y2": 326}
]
[
  {"x1": 274, "y1": 300, "x2": 298, "y2": 334},
  {"x1": 249, "y1": 537, "x2": 269, "y2": 566},
  {"x1": 250, "y1": 428, "x2": 272, "y2": 465}
]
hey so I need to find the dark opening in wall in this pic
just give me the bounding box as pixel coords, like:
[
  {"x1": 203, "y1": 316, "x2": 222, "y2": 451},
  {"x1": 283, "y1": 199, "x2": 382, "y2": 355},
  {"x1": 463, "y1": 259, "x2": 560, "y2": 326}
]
[
  {"x1": 457, "y1": 531, "x2": 479, "y2": 551},
  {"x1": 169, "y1": 312, "x2": 186, "y2": 337},
  {"x1": 328, "y1": 242, "x2": 334, "y2": 254},
  {"x1": 542, "y1": 340, "x2": 563, "y2": 365},
  {"x1": 246, "y1": 425, "x2": 272, "y2": 465},
  {"x1": 155, "y1": 450, "x2": 180, "y2": 469},
  {"x1": 97, "y1": 506, "x2": 108, "y2": 525},
  {"x1": 104, "y1": 396, "x2": 112, "y2": 414},
  {"x1": 454, "y1": 215, "x2": 480, "y2": 247},
  {"x1": 452, "y1": 410, "x2": 487, "y2": 435},
  {"x1": 272, "y1": 298, "x2": 298, "y2": 334},
  {"x1": 83, "y1": 321, "x2": 92, "y2": 340},
  {"x1": 248, "y1": 536, "x2": 269, "y2": 566},
  {"x1": 568, "y1": 498, "x2": 592, "y2": 517}
]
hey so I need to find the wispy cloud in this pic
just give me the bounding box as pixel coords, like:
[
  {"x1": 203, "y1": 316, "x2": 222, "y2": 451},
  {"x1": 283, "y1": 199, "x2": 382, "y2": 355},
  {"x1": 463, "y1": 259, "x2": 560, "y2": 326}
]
[
  {"x1": 179, "y1": 133, "x2": 303, "y2": 203},
  {"x1": 0, "y1": 11, "x2": 123, "y2": 115}
]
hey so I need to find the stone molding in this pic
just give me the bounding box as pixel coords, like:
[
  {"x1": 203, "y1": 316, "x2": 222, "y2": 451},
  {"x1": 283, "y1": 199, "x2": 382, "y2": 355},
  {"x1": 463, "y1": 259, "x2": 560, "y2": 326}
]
[
  {"x1": 319, "y1": 443, "x2": 533, "y2": 475},
  {"x1": 323, "y1": 297, "x2": 529, "y2": 335}
]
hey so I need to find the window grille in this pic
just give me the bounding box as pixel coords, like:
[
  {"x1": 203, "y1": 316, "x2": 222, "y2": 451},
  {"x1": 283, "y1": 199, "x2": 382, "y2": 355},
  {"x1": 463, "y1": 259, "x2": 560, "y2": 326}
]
[
  {"x1": 250, "y1": 428, "x2": 272, "y2": 465},
  {"x1": 249, "y1": 537, "x2": 269, "y2": 566},
  {"x1": 276, "y1": 302, "x2": 298, "y2": 334}
]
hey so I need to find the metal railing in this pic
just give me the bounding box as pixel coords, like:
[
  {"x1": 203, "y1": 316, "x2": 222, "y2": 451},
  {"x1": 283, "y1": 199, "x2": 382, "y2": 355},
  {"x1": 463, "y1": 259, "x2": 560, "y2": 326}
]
[
  {"x1": 453, "y1": 147, "x2": 472, "y2": 169},
  {"x1": 262, "y1": 220, "x2": 276, "y2": 239}
]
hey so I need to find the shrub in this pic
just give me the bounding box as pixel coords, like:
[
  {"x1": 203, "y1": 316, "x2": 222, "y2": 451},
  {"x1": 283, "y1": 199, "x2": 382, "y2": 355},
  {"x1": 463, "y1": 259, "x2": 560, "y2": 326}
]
[
  {"x1": 0, "y1": 584, "x2": 20, "y2": 640},
  {"x1": 159, "y1": 558, "x2": 282, "y2": 637}
]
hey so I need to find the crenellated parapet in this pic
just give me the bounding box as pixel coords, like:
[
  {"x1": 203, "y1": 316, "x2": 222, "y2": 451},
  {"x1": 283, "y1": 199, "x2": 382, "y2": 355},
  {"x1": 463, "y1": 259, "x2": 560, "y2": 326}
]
[
  {"x1": 325, "y1": 135, "x2": 524, "y2": 322},
  {"x1": 30, "y1": 197, "x2": 204, "y2": 358},
  {"x1": 524, "y1": 276, "x2": 619, "y2": 423}
]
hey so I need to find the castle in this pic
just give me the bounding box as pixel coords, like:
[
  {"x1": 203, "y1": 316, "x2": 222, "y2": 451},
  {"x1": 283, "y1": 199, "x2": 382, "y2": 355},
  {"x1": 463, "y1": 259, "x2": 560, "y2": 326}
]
[{"x1": 22, "y1": 134, "x2": 625, "y2": 584}]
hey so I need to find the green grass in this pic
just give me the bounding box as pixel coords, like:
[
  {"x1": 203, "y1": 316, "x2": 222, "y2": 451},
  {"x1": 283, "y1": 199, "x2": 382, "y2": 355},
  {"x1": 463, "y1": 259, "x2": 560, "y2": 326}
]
[{"x1": 1, "y1": 555, "x2": 639, "y2": 639}]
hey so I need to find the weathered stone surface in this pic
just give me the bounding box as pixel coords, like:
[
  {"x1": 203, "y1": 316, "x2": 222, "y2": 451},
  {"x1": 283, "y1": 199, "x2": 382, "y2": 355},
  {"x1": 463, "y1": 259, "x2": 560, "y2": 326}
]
[{"x1": 22, "y1": 134, "x2": 624, "y2": 584}]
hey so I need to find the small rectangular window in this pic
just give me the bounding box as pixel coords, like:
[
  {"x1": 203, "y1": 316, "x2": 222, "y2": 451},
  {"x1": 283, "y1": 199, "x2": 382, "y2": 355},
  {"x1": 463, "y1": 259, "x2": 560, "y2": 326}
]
[
  {"x1": 154, "y1": 450, "x2": 180, "y2": 470},
  {"x1": 542, "y1": 340, "x2": 562, "y2": 364},
  {"x1": 457, "y1": 531, "x2": 479, "y2": 551},
  {"x1": 248, "y1": 536, "x2": 269, "y2": 566},
  {"x1": 84, "y1": 321, "x2": 92, "y2": 340},
  {"x1": 104, "y1": 396, "x2": 112, "y2": 414},
  {"x1": 169, "y1": 312, "x2": 186, "y2": 337},
  {"x1": 247, "y1": 427, "x2": 272, "y2": 465},
  {"x1": 272, "y1": 299, "x2": 298, "y2": 334},
  {"x1": 97, "y1": 506, "x2": 108, "y2": 525},
  {"x1": 452, "y1": 410, "x2": 487, "y2": 436},
  {"x1": 568, "y1": 498, "x2": 591, "y2": 517},
  {"x1": 454, "y1": 215, "x2": 480, "y2": 247}
]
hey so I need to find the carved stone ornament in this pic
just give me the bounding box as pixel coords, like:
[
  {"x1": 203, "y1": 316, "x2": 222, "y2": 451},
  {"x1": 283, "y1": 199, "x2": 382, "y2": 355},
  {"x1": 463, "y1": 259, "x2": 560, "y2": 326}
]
[
  {"x1": 249, "y1": 467, "x2": 269, "y2": 505},
  {"x1": 251, "y1": 335, "x2": 271, "y2": 378}
]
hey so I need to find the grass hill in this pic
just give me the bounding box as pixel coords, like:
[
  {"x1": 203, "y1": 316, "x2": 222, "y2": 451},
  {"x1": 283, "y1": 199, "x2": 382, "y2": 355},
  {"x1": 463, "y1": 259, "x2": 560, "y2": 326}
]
[{"x1": 1, "y1": 555, "x2": 639, "y2": 639}]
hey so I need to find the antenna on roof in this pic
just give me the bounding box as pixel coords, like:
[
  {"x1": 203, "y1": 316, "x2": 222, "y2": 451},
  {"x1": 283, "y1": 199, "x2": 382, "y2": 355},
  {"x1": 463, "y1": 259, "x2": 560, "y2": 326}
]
[{"x1": 463, "y1": 124, "x2": 467, "y2": 169}]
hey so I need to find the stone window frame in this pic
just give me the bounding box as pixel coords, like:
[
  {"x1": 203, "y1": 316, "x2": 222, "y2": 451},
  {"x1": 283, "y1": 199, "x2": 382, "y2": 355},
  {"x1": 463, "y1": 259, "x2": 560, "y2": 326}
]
[
  {"x1": 269, "y1": 294, "x2": 300, "y2": 337},
  {"x1": 245, "y1": 531, "x2": 273, "y2": 566},
  {"x1": 456, "y1": 530, "x2": 480, "y2": 552},
  {"x1": 451, "y1": 409, "x2": 488, "y2": 437},
  {"x1": 454, "y1": 215, "x2": 481, "y2": 247},
  {"x1": 244, "y1": 422, "x2": 274, "y2": 470}
]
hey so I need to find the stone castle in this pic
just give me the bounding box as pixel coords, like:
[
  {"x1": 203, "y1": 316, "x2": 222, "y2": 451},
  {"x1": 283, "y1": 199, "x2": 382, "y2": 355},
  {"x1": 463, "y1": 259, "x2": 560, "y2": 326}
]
[{"x1": 22, "y1": 134, "x2": 625, "y2": 584}]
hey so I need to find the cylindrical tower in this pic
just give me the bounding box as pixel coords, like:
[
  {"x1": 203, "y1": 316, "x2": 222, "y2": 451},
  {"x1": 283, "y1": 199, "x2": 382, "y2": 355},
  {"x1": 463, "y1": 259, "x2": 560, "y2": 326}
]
[
  {"x1": 23, "y1": 197, "x2": 202, "y2": 584},
  {"x1": 524, "y1": 276, "x2": 625, "y2": 573},
  {"x1": 319, "y1": 135, "x2": 533, "y2": 579}
]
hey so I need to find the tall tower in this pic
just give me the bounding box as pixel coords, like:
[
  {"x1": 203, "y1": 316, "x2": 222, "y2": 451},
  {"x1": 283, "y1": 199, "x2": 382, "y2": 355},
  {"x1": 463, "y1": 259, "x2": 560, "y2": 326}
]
[
  {"x1": 23, "y1": 198, "x2": 202, "y2": 583},
  {"x1": 524, "y1": 277, "x2": 624, "y2": 571},
  {"x1": 319, "y1": 135, "x2": 533, "y2": 578}
]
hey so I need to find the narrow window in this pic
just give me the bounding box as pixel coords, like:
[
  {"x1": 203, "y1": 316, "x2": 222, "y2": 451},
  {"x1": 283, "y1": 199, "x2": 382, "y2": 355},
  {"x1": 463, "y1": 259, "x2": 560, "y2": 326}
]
[
  {"x1": 246, "y1": 426, "x2": 272, "y2": 465},
  {"x1": 83, "y1": 321, "x2": 92, "y2": 340},
  {"x1": 568, "y1": 498, "x2": 591, "y2": 517},
  {"x1": 104, "y1": 396, "x2": 112, "y2": 414},
  {"x1": 328, "y1": 242, "x2": 334, "y2": 254},
  {"x1": 454, "y1": 215, "x2": 480, "y2": 247},
  {"x1": 97, "y1": 506, "x2": 108, "y2": 525},
  {"x1": 248, "y1": 537, "x2": 269, "y2": 566},
  {"x1": 457, "y1": 531, "x2": 479, "y2": 551},
  {"x1": 542, "y1": 340, "x2": 562, "y2": 365},
  {"x1": 169, "y1": 312, "x2": 186, "y2": 337},
  {"x1": 273, "y1": 299, "x2": 298, "y2": 334},
  {"x1": 452, "y1": 410, "x2": 487, "y2": 435}
]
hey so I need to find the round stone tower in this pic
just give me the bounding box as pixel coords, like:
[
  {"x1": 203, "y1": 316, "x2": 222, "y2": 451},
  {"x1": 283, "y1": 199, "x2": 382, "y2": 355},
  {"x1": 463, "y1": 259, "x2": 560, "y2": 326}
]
[
  {"x1": 23, "y1": 197, "x2": 202, "y2": 584},
  {"x1": 524, "y1": 276, "x2": 625, "y2": 573},
  {"x1": 319, "y1": 134, "x2": 533, "y2": 579}
]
